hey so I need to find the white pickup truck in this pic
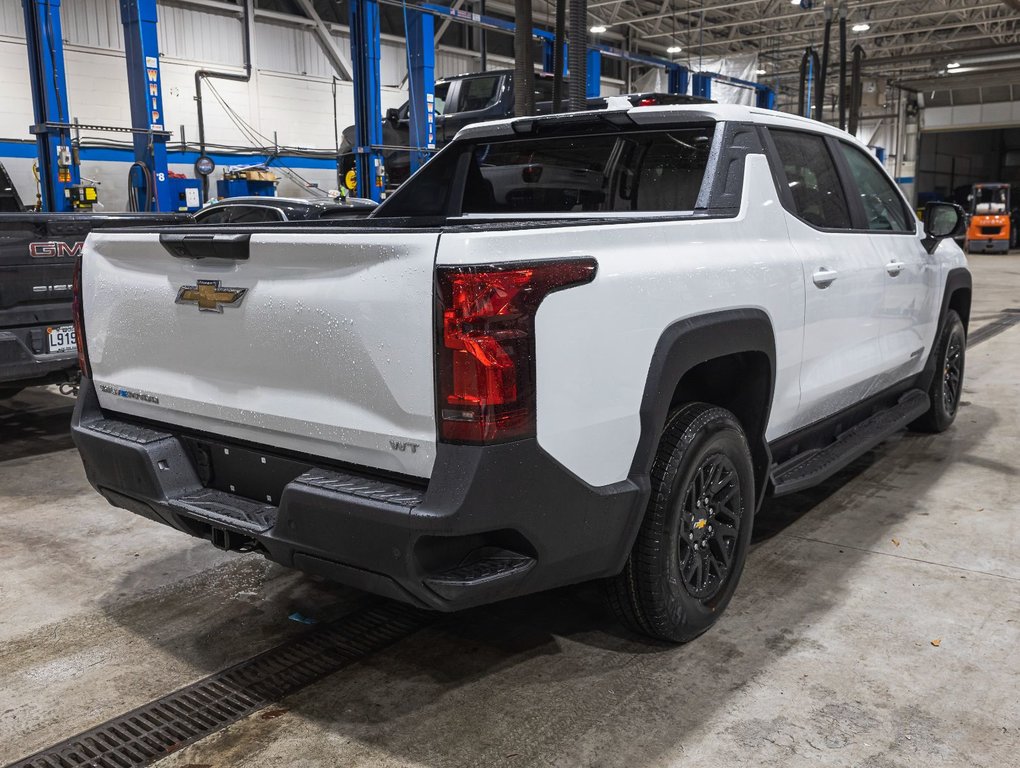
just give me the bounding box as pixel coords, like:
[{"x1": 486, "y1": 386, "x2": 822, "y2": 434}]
[{"x1": 71, "y1": 104, "x2": 971, "y2": 642}]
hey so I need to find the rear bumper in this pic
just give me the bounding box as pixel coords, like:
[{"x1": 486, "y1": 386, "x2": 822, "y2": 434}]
[
  {"x1": 72, "y1": 378, "x2": 645, "y2": 611},
  {"x1": 967, "y1": 238, "x2": 1010, "y2": 253},
  {"x1": 0, "y1": 325, "x2": 77, "y2": 387}
]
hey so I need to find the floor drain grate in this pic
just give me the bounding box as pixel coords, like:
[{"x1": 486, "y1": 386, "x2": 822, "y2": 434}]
[{"x1": 6, "y1": 601, "x2": 430, "y2": 768}]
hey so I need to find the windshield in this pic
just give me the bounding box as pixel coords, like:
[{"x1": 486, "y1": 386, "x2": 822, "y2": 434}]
[
  {"x1": 973, "y1": 186, "x2": 1009, "y2": 213},
  {"x1": 434, "y1": 81, "x2": 451, "y2": 116},
  {"x1": 399, "y1": 81, "x2": 450, "y2": 120}
]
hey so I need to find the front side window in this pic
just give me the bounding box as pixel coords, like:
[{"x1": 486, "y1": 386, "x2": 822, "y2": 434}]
[
  {"x1": 839, "y1": 142, "x2": 911, "y2": 232},
  {"x1": 770, "y1": 129, "x2": 851, "y2": 229},
  {"x1": 455, "y1": 76, "x2": 501, "y2": 113},
  {"x1": 461, "y1": 126, "x2": 715, "y2": 214}
]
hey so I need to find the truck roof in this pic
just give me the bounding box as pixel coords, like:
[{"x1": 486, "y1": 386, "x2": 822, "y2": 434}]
[{"x1": 456, "y1": 102, "x2": 854, "y2": 143}]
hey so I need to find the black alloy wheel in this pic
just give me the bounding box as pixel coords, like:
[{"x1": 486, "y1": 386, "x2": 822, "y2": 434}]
[
  {"x1": 912, "y1": 309, "x2": 966, "y2": 433},
  {"x1": 676, "y1": 453, "x2": 743, "y2": 601},
  {"x1": 942, "y1": 333, "x2": 963, "y2": 419},
  {"x1": 607, "y1": 402, "x2": 756, "y2": 643}
]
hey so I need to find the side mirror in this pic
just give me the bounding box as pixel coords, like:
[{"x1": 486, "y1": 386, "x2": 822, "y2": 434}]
[
  {"x1": 385, "y1": 107, "x2": 400, "y2": 126},
  {"x1": 922, "y1": 202, "x2": 966, "y2": 254}
]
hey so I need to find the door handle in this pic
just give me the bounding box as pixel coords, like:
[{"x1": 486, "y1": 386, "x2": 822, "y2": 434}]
[
  {"x1": 812, "y1": 267, "x2": 838, "y2": 288},
  {"x1": 886, "y1": 261, "x2": 906, "y2": 277}
]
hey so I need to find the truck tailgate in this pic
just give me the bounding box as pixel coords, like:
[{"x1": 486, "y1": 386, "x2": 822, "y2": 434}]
[
  {"x1": 82, "y1": 229, "x2": 440, "y2": 479},
  {"x1": 0, "y1": 217, "x2": 77, "y2": 327}
]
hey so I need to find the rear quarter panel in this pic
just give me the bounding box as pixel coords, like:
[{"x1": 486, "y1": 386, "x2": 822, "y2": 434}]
[{"x1": 435, "y1": 154, "x2": 803, "y2": 487}]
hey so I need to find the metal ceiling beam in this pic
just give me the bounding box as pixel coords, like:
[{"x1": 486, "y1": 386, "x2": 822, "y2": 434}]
[
  {"x1": 770, "y1": 41, "x2": 1020, "y2": 80},
  {"x1": 639, "y1": 1, "x2": 1006, "y2": 44},
  {"x1": 293, "y1": 0, "x2": 354, "y2": 79},
  {"x1": 434, "y1": 0, "x2": 468, "y2": 41},
  {"x1": 591, "y1": 0, "x2": 905, "y2": 35}
]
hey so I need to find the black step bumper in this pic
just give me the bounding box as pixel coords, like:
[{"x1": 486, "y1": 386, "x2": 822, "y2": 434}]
[
  {"x1": 71, "y1": 378, "x2": 645, "y2": 611},
  {"x1": 0, "y1": 326, "x2": 77, "y2": 387}
]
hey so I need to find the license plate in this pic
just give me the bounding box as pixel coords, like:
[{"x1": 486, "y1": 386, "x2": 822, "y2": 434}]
[{"x1": 47, "y1": 324, "x2": 76, "y2": 354}]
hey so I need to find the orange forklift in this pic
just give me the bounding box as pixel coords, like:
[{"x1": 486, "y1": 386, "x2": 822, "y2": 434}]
[{"x1": 965, "y1": 183, "x2": 1016, "y2": 254}]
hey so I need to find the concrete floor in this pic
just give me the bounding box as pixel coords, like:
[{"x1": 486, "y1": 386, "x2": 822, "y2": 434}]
[{"x1": 2, "y1": 254, "x2": 1019, "y2": 768}]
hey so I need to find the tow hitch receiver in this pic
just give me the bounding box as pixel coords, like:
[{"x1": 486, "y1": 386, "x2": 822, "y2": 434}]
[{"x1": 211, "y1": 527, "x2": 257, "y2": 552}]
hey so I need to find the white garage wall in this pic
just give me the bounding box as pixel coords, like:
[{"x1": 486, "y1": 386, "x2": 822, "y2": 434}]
[
  {"x1": 0, "y1": 0, "x2": 625, "y2": 209},
  {"x1": 922, "y1": 102, "x2": 1020, "y2": 132}
]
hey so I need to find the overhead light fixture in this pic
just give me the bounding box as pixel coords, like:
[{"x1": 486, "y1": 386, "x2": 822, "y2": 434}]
[
  {"x1": 756, "y1": 68, "x2": 767, "y2": 75},
  {"x1": 947, "y1": 61, "x2": 961, "y2": 69},
  {"x1": 852, "y1": 22, "x2": 870, "y2": 32},
  {"x1": 667, "y1": 45, "x2": 682, "y2": 53},
  {"x1": 589, "y1": 25, "x2": 607, "y2": 34}
]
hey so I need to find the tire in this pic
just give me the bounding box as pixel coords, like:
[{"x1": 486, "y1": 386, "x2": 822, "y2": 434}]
[
  {"x1": 607, "y1": 403, "x2": 756, "y2": 643},
  {"x1": 339, "y1": 153, "x2": 357, "y2": 192},
  {"x1": 911, "y1": 309, "x2": 966, "y2": 433}
]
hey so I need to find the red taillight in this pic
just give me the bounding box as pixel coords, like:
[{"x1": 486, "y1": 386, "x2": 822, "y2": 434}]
[
  {"x1": 638, "y1": 97, "x2": 658, "y2": 107},
  {"x1": 436, "y1": 259, "x2": 597, "y2": 444},
  {"x1": 522, "y1": 164, "x2": 543, "y2": 183},
  {"x1": 72, "y1": 253, "x2": 91, "y2": 378}
]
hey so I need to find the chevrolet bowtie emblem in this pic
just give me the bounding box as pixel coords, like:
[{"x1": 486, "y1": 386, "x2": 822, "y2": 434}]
[{"x1": 175, "y1": 280, "x2": 247, "y2": 313}]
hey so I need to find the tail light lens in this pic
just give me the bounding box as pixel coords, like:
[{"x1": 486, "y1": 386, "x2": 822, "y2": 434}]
[
  {"x1": 638, "y1": 97, "x2": 659, "y2": 106},
  {"x1": 436, "y1": 259, "x2": 597, "y2": 444},
  {"x1": 72, "y1": 253, "x2": 91, "y2": 379}
]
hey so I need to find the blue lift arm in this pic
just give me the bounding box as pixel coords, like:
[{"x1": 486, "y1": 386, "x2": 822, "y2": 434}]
[
  {"x1": 692, "y1": 71, "x2": 776, "y2": 109},
  {"x1": 349, "y1": 0, "x2": 385, "y2": 201},
  {"x1": 120, "y1": 0, "x2": 171, "y2": 211},
  {"x1": 21, "y1": 0, "x2": 79, "y2": 211}
]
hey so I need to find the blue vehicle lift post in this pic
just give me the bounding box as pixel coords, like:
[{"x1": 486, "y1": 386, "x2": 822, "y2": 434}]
[
  {"x1": 348, "y1": 0, "x2": 385, "y2": 201},
  {"x1": 405, "y1": 9, "x2": 435, "y2": 174},
  {"x1": 119, "y1": 0, "x2": 171, "y2": 211},
  {"x1": 667, "y1": 64, "x2": 689, "y2": 96},
  {"x1": 585, "y1": 49, "x2": 601, "y2": 98},
  {"x1": 21, "y1": 0, "x2": 78, "y2": 211},
  {"x1": 692, "y1": 72, "x2": 712, "y2": 100}
]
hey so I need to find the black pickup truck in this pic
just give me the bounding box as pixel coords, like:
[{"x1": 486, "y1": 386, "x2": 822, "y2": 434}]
[
  {"x1": 340, "y1": 69, "x2": 708, "y2": 187},
  {"x1": 0, "y1": 212, "x2": 185, "y2": 398}
]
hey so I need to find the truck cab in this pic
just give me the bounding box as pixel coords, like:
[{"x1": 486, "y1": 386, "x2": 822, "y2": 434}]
[{"x1": 339, "y1": 70, "x2": 708, "y2": 189}]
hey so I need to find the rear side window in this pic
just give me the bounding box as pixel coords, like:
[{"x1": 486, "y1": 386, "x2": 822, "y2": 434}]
[
  {"x1": 461, "y1": 126, "x2": 715, "y2": 214},
  {"x1": 838, "y1": 142, "x2": 912, "y2": 232},
  {"x1": 770, "y1": 129, "x2": 851, "y2": 229}
]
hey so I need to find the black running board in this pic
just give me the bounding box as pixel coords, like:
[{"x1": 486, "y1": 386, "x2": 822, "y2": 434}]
[{"x1": 770, "y1": 389, "x2": 930, "y2": 496}]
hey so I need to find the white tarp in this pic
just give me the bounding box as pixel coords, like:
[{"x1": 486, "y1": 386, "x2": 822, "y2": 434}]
[{"x1": 635, "y1": 52, "x2": 760, "y2": 106}]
